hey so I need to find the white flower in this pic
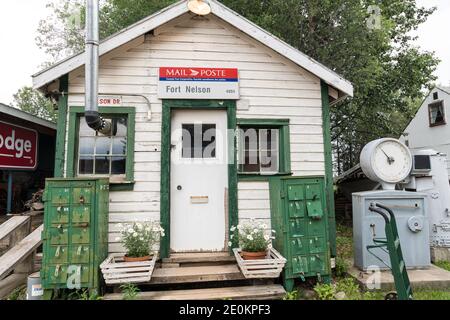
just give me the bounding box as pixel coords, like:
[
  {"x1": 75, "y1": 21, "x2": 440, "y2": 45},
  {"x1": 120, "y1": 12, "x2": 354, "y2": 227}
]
[
  {"x1": 271, "y1": 236, "x2": 276, "y2": 240},
  {"x1": 271, "y1": 230, "x2": 276, "y2": 234},
  {"x1": 136, "y1": 223, "x2": 143, "y2": 229},
  {"x1": 247, "y1": 235, "x2": 254, "y2": 241},
  {"x1": 145, "y1": 226, "x2": 151, "y2": 232},
  {"x1": 230, "y1": 234, "x2": 234, "y2": 239},
  {"x1": 230, "y1": 226, "x2": 236, "y2": 232},
  {"x1": 128, "y1": 228, "x2": 134, "y2": 234},
  {"x1": 153, "y1": 227, "x2": 160, "y2": 232},
  {"x1": 264, "y1": 235, "x2": 270, "y2": 241},
  {"x1": 140, "y1": 237, "x2": 144, "y2": 241},
  {"x1": 259, "y1": 224, "x2": 267, "y2": 229},
  {"x1": 228, "y1": 241, "x2": 233, "y2": 247},
  {"x1": 117, "y1": 223, "x2": 123, "y2": 229},
  {"x1": 161, "y1": 232, "x2": 165, "y2": 237},
  {"x1": 133, "y1": 232, "x2": 138, "y2": 238},
  {"x1": 253, "y1": 229, "x2": 259, "y2": 234}
]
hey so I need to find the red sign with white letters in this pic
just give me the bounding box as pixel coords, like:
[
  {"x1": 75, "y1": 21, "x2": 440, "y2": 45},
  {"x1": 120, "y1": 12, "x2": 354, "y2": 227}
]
[{"x1": 0, "y1": 121, "x2": 38, "y2": 170}]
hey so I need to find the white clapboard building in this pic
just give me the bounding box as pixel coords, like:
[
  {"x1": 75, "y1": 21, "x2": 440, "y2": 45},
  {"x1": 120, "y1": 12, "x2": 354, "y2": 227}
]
[
  {"x1": 32, "y1": 0, "x2": 353, "y2": 260},
  {"x1": 401, "y1": 86, "x2": 450, "y2": 178}
]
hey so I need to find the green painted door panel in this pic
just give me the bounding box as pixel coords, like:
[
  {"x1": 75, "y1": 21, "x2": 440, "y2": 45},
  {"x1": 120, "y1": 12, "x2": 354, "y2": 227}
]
[
  {"x1": 70, "y1": 245, "x2": 90, "y2": 264},
  {"x1": 306, "y1": 200, "x2": 323, "y2": 218},
  {"x1": 47, "y1": 265, "x2": 68, "y2": 284},
  {"x1": 72, "y1": 188, "x2": 92, "y2": 205},
  {"x1": 47, "y1": 246, "x2": 68, "y2": 264},
  {"x1": 288, "y1": 201, "x2": 305, "y2": 218},
  {"x1": 309, "y1": 237, "x2": 326, "y2": 254},
  {"x1": 70, "y1": 265, "x2": 91, "y2": 284},
  {"x1": 51, "y1": 188, "x2": 71, "y2": 205},
  {"x1": 292, "y1": 256, "x2": 309, "y2": 275},
  {"x1": 49, "y1": 206, "x2": 70, "y2": 224},
  {"x1": 309, "y1": 254, "x2": 327, "y2": 273},
  {"x1": 308, "y1": 219, "x2": 326, "y2": 236},
  {"x1": 71, "y1": 227, "x2": 90, "y2": 244},
  {"x1": 72, "y1": 206, "x2": 91, "y2": 224},
  {"x1": 290, "y1": 237, "x2": 308, "y2": 255},
  {"x1": 288, "y1": 185, "x2": 305, "y2": 201},
  {"x1": 49, "y1": 227, "x2": 69, "y2": 245},
  {"x1": 289, "y1": 219, "x2": 307, "y2": 237}
]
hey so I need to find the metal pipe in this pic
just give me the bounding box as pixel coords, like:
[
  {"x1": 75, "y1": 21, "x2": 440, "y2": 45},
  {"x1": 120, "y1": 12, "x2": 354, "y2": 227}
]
[{"x1": 85, "y1": 0, "x2": 111, "y2": 134}]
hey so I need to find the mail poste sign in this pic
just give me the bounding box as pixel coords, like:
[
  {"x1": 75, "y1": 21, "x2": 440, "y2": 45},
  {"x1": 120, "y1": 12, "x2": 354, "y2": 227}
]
[
  {"x1": 158, "y1": 67, "x2": 239, "y2": 99},
  {"x1": 0, "y1": 121, "x2": 38, "y2": 170}
]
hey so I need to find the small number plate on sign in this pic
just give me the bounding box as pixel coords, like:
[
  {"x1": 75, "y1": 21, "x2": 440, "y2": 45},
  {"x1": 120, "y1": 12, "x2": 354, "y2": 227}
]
[{"x1": 191, "y1": 196, "x2": 209, "y2": 204}]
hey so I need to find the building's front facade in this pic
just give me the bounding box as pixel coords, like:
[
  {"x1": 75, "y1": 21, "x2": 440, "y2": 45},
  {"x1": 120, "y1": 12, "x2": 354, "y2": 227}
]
[{"x1": 32, "y1": 0, "x2": 353, "y2": 258}]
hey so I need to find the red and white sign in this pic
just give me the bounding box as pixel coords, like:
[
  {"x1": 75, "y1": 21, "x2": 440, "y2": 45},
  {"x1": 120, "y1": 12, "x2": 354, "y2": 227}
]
[
  {"x1": 158, "y1": 67, "x2": 239, "y2": 99},
  {"x1": 0, "y1": 121, "x2": 38, "y2": 170}
]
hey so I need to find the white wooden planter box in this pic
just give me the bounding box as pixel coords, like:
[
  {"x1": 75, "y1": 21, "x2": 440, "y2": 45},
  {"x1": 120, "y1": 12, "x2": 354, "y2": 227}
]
[
  {"x1": 233, "y1": 248, "x2": 287, "y2": 279},
  {"x1": 100, "y1": 253, "x2": 158, "y2": 285}
]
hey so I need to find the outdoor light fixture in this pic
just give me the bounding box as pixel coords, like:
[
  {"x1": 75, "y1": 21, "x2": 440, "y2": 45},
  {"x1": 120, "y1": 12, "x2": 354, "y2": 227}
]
[{"x1": 187, "y1": 0, "x2": 211, "y2": 16}]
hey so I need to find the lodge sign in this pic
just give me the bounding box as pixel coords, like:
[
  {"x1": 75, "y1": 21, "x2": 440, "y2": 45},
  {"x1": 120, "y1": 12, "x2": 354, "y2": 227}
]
[
  {"x1": 158, "y1": 67, "x2": 240, "y2": 99},
  {"x1": 0, "y1": 121, "x2": 38, "y2": 170}
]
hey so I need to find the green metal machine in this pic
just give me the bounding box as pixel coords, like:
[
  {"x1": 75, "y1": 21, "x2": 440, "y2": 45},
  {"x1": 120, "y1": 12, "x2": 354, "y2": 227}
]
[
  {"x1": 270, "y1": 177, "x2": 331, "y2": 291},
  {"x1": 41, "y1": 178, "x2": 109, "y2": 297}
]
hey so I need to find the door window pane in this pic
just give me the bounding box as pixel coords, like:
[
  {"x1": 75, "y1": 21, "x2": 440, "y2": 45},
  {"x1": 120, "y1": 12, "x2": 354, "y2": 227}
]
[{"x1": 182, "y1": 124, "x2": 216, "y2": 159}]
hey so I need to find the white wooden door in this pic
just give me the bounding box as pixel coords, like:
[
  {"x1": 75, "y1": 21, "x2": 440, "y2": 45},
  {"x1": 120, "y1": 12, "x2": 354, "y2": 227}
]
[{"x1": 170, "y1": 109, "x2": 228, "y2": 252}]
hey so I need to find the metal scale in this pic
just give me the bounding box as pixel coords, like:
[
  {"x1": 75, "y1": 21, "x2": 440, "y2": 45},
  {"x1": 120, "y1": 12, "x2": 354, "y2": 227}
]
[{"x1": 353, "y1": 138, "x2": 431, "y2": 271}]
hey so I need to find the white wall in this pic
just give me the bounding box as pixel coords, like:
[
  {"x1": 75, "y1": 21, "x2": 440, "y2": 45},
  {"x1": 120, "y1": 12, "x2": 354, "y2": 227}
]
[
  {"x1": 401, "y1": 87, "x2": 450, "y2": 177},
  {"x1": 66, "y1": 13, "x2": 325, "y2": 253}
]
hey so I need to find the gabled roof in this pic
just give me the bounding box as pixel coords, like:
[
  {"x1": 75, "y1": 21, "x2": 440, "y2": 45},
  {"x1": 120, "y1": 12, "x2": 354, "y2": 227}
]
[
  {"x1": 32, "y1": 0, "x2": 353, "y2": 97},
  {"x1": 0, "y1": 103, "x2": 57, "y2": 130}
]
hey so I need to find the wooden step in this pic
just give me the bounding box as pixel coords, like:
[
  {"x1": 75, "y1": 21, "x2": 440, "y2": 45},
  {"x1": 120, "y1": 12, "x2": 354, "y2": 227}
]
[
  {"x1": 162, "y1": 252, "x2": 236, "y2": 265},
  {"x1": 104, "y1": 284, "x2": 286, "y2": 300},
  {"x1": 0, "y1": 225, "x2": 43, "y2": 280},
  {"x1": 150, "y1": 264, "x2": 245, "y2": 284},
  {"x1": 0, "y1": 216, "x2": 30, "y2": 242}
]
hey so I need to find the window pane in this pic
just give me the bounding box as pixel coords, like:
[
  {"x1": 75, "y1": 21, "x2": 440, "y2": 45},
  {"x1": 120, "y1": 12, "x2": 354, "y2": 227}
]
[
  {"x1": 202, "y1": 124, "x2": 216, "y2": 158},
  {"x1": 79, "y1": 137, "x2": 95, "y2": 155},
  {"x1": 79, "y1": 156, "x2": 94, "y2": 174},
  {"x1": 79, "y1": 117, "x2": 96, "y2": 137},
  {"x1": 112, "y1": 137, "x2": 127, "y2": 155},
  {"x1": 111, "y1": 157, "x2": 126, "y2": 174},
  {"x1": 113, "y1": 117, "x2": 128, "y2": 137},
  {"x1": 95, "y1": 157, "x2": 110, "y2": 175},
  {"x1": 430, "y1": 102, "x2": 445, "y2": 125},
  {"x1": 96, "y1": 137, "x2": 111, "y2": 155},
  {"x1": 182, "y1": 124, "x2": 216, "y2": 159}
]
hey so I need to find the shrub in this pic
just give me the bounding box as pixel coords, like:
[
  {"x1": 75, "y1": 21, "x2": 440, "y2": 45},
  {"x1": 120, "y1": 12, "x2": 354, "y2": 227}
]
[
  {"x1": 117, "y1": 222, "x2": 165, "y2": 258},
  {"x1": 229, "y1": 219, "x2": 275, "y2": 252}
]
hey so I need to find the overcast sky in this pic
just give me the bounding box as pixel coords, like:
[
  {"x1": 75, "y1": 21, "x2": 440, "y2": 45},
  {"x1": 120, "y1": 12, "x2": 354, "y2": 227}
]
[{"x1": 0, "y1": 0, "x2": 449, "y2": 104}]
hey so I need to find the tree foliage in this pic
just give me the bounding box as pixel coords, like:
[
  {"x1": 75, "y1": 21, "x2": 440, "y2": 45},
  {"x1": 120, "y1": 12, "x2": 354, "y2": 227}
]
[
  {"x1": 36, "y1": 0, "x2": 439, "y2": 173},
  {"x1": 13, "y1": 87, "x2": 57, "y2": 122}
]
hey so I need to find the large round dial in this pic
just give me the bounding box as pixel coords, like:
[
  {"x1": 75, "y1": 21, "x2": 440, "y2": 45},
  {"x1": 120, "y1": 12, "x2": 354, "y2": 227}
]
[{"x1": 360, "y1": 138, "x2": 412, "y2": 186}]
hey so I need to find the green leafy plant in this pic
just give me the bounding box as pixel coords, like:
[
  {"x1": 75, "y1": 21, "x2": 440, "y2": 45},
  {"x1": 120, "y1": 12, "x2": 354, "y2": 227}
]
[
  {"x1": 335, "y1": 278, "x2": 361, "y2": 300},
  {"x1": 229, "y1": 220, "x2": 275, "y2": 252},
  {"x1": 283, "y1": 290, "x2": 299, "y2": 300},
  {"x1": 6, "y1": 286, "x2": 27, "y2": 301},
  {"x1": 68, "y1": 289, "x2": 103, "y2": 300},
  {"x1": 334, "y1": 257, "x2": 349, "y2": 278},
  {"x1": 313, "y1": 283, "x2": 335, "y2": 300},
  {"x1": 117, "y1": 222, "x2": 164, "y2": 258},
  {"x1": 120, "y1": 283, "x2": 140, "y2": 300}
]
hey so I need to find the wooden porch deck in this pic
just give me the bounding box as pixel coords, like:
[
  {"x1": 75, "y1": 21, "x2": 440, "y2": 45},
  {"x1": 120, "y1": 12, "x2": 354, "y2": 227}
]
[{"x1": 104, "y1": 252, "x2": 286, "y2": 300}]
